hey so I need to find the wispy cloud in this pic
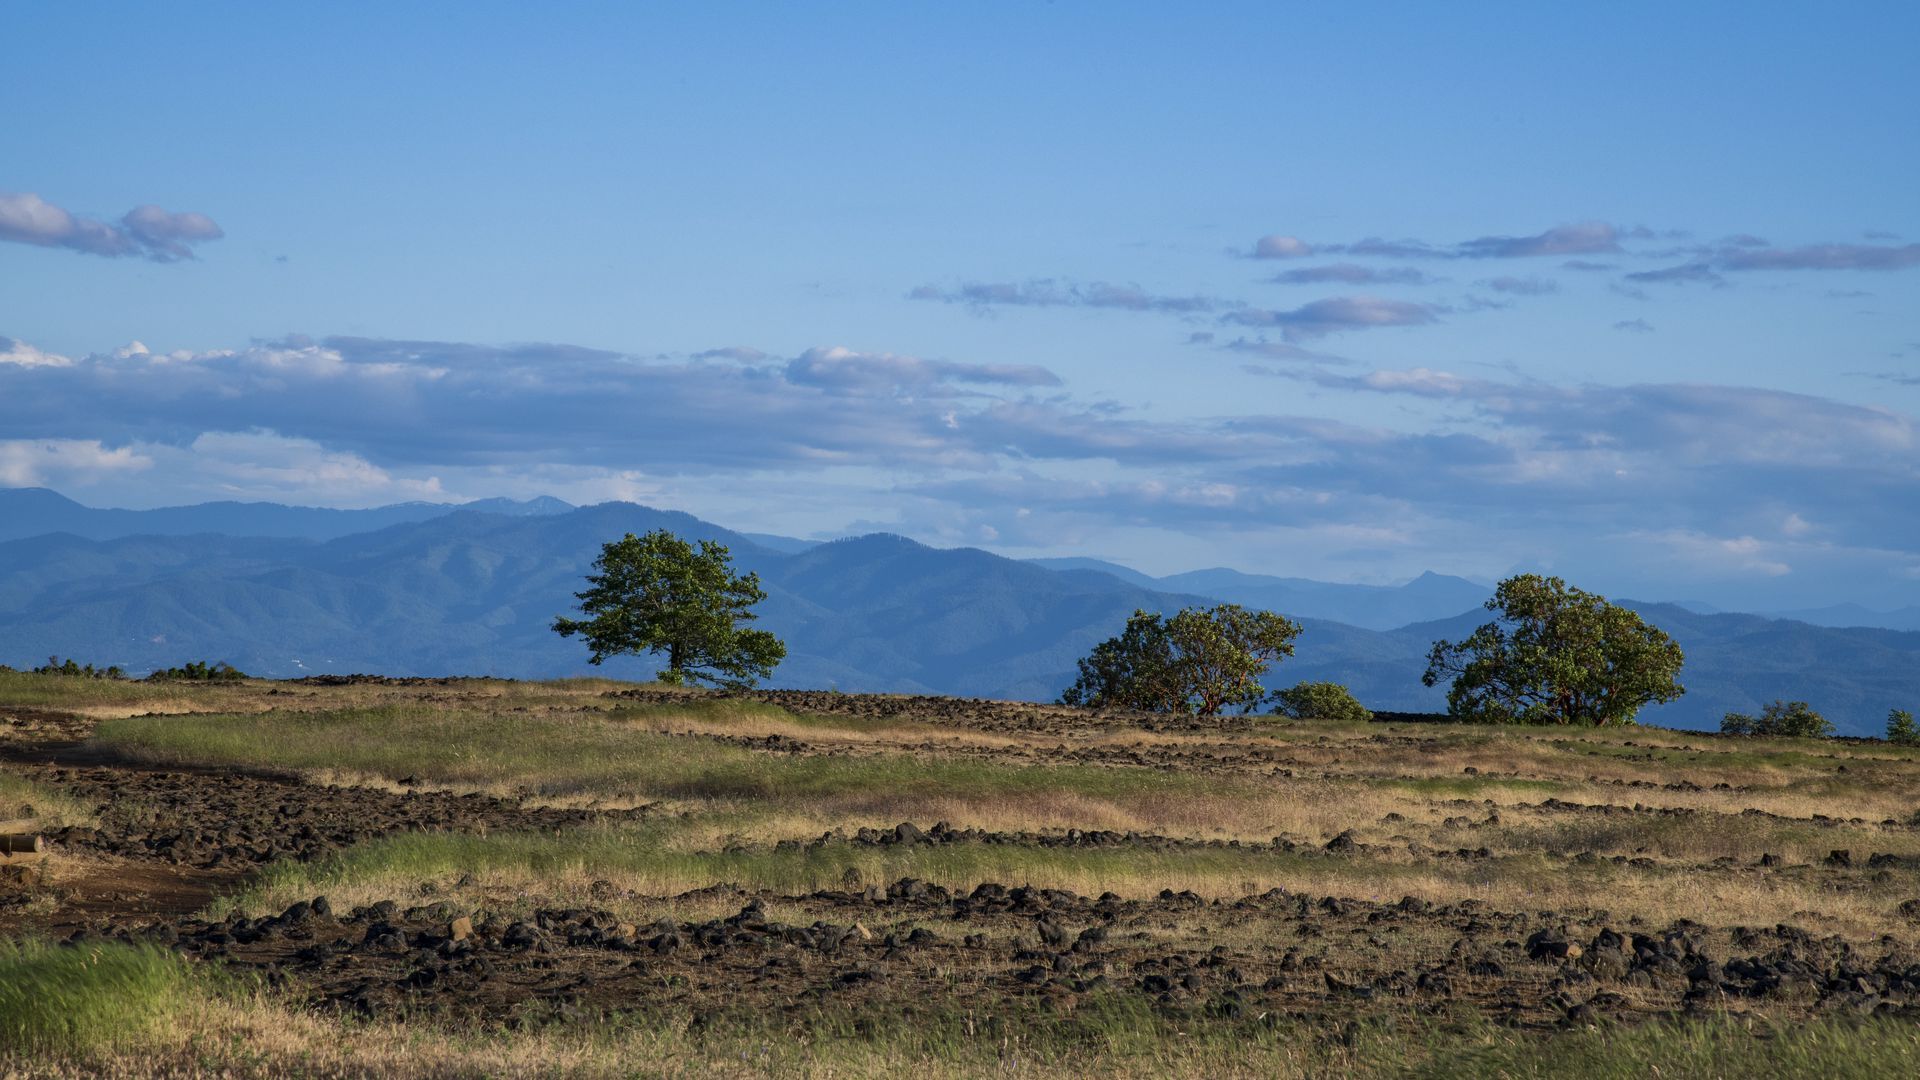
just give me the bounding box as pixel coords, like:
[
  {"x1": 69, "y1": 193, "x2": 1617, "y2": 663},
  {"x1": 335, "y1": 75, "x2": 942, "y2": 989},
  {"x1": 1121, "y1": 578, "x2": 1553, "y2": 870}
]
[
  {"x1": 1719, "y1": 241, "x2": 1920, "y2": 272},
  {"x1": 1223, "y1": 296, "x2": 1441, "y2": 340},
  {"x1": 1480, "y1": 275, "x2": 1558, "y2": 296},
  {"x1": 1269, "y1": 263, "x2": 1435, "y2": 286},
  {"x1": 908, "y1": 280, "x2": 1221, "y2": 314},
  {"x1": 0, "y1": 191, "x2": 223, "y2": 261}
]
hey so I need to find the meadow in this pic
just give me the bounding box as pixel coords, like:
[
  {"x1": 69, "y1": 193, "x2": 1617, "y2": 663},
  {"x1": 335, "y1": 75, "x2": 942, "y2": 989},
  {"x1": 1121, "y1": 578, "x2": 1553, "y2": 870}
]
[{"x1": 4, "y1": 674, "x2": 1920, "y2": 1076}]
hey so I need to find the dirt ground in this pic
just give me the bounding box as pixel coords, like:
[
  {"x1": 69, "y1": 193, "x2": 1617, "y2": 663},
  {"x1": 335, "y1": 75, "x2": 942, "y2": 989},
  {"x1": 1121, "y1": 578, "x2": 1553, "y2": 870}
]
[{"x1": 6, "y1": 683, "x2": 1920, "y2": 1048}]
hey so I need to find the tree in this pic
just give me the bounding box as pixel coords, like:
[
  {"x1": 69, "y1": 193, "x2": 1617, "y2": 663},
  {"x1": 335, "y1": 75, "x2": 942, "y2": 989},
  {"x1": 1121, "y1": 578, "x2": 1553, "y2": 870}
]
[
  {"x1": 1060, "y1": 604, "x2": 1301, "y2": 717},
  {"x1": 1270, "y1": 681, "x2": 1373, "y2": 723},
  {"x1": 1888, "y1": 709, "x2": 1919, "y2": 746},
  {"x1": 553, "y1": 530, "x2": 785, "y2": 689},
  {"x1": 1722, "y1": 700, "x2": 1832, "y2": 738},
  {"x1": 1422, "y1": 574, "x2": 1684, "y2": 726}
]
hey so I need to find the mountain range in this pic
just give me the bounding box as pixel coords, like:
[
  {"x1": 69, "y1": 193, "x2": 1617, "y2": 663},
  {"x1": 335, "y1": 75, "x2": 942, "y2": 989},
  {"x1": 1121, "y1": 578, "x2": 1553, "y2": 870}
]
[{"x1": 3, "y1": 488, "x2": 1919, "y2": 735}]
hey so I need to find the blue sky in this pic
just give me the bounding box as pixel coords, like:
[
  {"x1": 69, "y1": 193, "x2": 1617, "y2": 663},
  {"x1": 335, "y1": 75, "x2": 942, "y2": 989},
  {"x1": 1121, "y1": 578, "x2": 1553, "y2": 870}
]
[{"x1": 4, "y1": 2, "x2": 1918, "y2": 608}]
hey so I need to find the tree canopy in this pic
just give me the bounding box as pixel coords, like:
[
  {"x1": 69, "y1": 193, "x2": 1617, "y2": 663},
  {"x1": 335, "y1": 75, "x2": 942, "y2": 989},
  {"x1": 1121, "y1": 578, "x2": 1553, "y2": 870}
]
[
  {"x1": 1059, "y1": 604, "x2": 1301, "y2": 717},
  {"x1": 1422, "y1": 574, "x2": 1684, "y2": 726},
  {"x1": 1722, "y1": 700, "x2": 1832, "y2": 738},
  {"x1": 552, "y1": 530, "x2": 785, "y2": 689},
  {"x1": 1270, "y1": 681, "x2": 1373, "y2": 723}
]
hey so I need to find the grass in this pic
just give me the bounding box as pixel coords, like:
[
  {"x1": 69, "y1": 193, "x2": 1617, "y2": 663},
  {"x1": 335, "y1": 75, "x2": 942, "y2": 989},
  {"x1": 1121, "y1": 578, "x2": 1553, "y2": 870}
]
[
  {"x1": 90, "y1": 703, "x2": 1273, "y2": 827},
  {"x1": 0, "y1": 671, "x2": 213, "y2": 711},
  {"x1": 0, "y1": 938, "x2": 205, "y2": 1055},
  {"x1": 0, "y1": 770, "x2": 96, "y2": 829},
  {"x1": 1414, "y1": 1015, "x2": 1920, "y2": 1079},
  {"x1": 5, "y1": 963, "x2": 1920, "y2": 1080}
]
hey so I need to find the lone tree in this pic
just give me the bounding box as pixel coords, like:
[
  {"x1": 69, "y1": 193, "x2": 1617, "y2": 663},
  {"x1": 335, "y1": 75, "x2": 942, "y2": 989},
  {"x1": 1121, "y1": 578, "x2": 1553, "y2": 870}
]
[
  {"x1": 1060, "y1": 604, "x2": 1301, "y2": 717},
  {"x1": 1889, "y1": 709, "x2": 1919, "y2": 746},
  {"x1": 553, "y1": 530, "x2": 785, "y2": 688},
  {"x1": 1422, "y1": 574, "x2": 1684, "y2": 726}
]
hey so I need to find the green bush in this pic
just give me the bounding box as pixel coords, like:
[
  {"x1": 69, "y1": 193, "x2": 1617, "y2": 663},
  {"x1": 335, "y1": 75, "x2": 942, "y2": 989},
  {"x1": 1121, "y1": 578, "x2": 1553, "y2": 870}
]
[
  {"x1": 1887, "y1": 709, "x2": 1918, "y2": 746},
  {"x1": 28, "y1": 657, "x2": 125, "y2": 680},
  {"x1": 146, "y1": 660, "x2": 247, "y2": 682},
  {"x1": 1722, "y1": 700, "x2": 1833, "y2": 738},
  {"x1": 1270, "y1": 681, "x2": 1372, "y2": 722}
]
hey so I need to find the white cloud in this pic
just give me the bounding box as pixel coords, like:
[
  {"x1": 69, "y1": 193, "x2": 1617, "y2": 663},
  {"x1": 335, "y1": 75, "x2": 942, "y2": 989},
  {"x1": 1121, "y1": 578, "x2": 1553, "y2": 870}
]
[
  {"x1": 0, "y1": 337, "x2": 72, "y2": 368},
  {"x1": 0, "y1": 439, "x2": 152, "y2": 487}
]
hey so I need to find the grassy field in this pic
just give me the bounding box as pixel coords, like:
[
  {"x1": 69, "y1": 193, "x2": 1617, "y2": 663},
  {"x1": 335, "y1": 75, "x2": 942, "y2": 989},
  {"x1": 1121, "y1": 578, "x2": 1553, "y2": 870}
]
[
  {"x1": 6, "y1": 936, "x2": 1920, "y2": 1079},
  {"x1": 9, "y1": 674, "x2": 1920, "y2": 1076}
]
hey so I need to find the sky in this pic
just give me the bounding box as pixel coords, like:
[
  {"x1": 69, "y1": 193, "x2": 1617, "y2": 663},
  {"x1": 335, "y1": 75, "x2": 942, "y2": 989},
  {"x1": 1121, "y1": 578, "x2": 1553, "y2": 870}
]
[{"x1": 3, "y1": 2, "x2": 1918, "y2": 610}]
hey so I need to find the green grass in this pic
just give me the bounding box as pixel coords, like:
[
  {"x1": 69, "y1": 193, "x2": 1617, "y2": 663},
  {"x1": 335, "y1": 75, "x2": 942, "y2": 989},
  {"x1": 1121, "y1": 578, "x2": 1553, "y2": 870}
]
[
  {"x1": 1414, "y1": 1014, "x2": 1920, "y2": 1079},
  {"x1": 90, "y1": 704, "x2": 1244, "y2": 806},
  {"x1": 0, "y1": 671, "x2": 211, "y2": 709},
  {"x1": 0, "y1": 939, "x2": 206, "y2": 1054},
  {"x1": 220, "y1": 821, "x2": 1362, "y2": 915},
  {"x1": 0, "y1": 770, "x2": 96, "y2": 828}
]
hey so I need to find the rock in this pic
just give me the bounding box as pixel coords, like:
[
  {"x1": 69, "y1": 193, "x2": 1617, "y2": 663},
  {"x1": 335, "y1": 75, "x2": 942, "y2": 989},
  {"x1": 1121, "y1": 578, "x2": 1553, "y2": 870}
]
[
  {"x1": 893, "y1": 822, "x2": 925, "y2": 844},
  {"x1": 449, "y1": 916, "x2": 473, "y2": 942},
  {"x1": 1826, "y1": 850, "x2": 1852, "y2": 868},
  {"x1": 1324, "y1": 830, "x2": 1360, "y2": 853},
  {"x1": 1527, "y1": 929, "x2": 1579, "y2": 961}
]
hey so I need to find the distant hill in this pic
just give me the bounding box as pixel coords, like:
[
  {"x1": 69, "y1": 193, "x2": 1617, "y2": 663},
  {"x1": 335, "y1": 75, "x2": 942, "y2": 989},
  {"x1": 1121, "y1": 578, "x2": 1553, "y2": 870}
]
[
  {"x1": 4, "y1": 489, "x2": 1920, "y2": 734},
  {"x1": 1764, "y1": 603, "x2": 1920, "y2": 632},
  {"x1": 0, "y1": 487, "x2": 572, "y2": 543},
  {"x1": 1028, "y1": 558, "x2": 1489, "y2": 630}
]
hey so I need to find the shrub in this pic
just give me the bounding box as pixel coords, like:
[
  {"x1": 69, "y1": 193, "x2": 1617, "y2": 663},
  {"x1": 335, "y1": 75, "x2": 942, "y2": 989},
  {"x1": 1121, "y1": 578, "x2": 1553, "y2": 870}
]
[
  {"x1": 146, "y1": 660, "x2": 247, "y2": 682},
  {"x1": 1270, "y1": 681, "x2": 1373, "y2": 722},
  {"x1": 28, "y1": 657, "x2": 125, "y2": 680},
  {"x1": 1722, "y1": 700, "x2": 1833, "y2": 739},
  {"x1": 1887, "y1": 709, "x2": 1918, "y2": 746}
]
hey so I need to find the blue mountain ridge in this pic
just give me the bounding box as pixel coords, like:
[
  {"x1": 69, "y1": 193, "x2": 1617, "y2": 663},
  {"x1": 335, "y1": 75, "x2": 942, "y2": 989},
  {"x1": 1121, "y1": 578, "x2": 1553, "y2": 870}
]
[{"x1": 3, "y1": 490, "x2": 1918, "y2": 734}]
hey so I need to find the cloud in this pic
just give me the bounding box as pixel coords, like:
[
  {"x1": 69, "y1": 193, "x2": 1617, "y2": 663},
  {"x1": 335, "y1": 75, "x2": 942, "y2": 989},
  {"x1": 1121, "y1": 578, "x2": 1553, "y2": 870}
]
[
  {"x1": 0, "y1": 438, "x2": 152, "y2": 488},
  {"x1": 1270, "y1": 263, "x2": 1435, "y2": 286},
  {"x1": 784, "y1": 346, "x2": 1061, "y2": 393},
  {"x1": 0, "y1": 335, "x2": 1124, "y2": 480},
  {"x1": 1718, "y1": 241, "x2": 1920, "y2": 272},
  {"x1": 1480, "y1": 275, "x2": 1558, "y2": 296},
  {"x1": 1251, "y1": 235, "x2": 1314, "y2": 259},
  {"x1": 908, "y1": 280, "x2": 1221, "y2": 314},
  {"x1": 0, "y1": 337, "x2": 73, "y2": 368},
  {"x1": 1252, "y1": 222, "x2": 1629, "y2": 263},
  {"x1": 1623, "y1": 262, "x2": 1725, "y2": 287},
  {"x1": 691, "y1": 345, "x2": 768, "y2": 362},
  {"x1": 13, "y1": 330, "x2": 1920, "y2": 603},
  {"x1": 1561, "y1": 260, "x2": 1616, "y2": 272},
  {"x1": 0, "y1": 191, "x2": 223, "y2": 261},
  {"x1": 1223, "y1": 296, "x2": 1441, "y2": 340},
  {"x1": 1613, "y1": 319, "x2": 1654, "y2": 333},
  {"x1": 1455, "y1": 222, "x2": 1624, "y2": 259},
  {"x1": 1220, "y1": 337, "x2": 1343, "y2": 363},
  {"x1": 1626, "y1": 529, "x2": 1791, "y2": 577}
]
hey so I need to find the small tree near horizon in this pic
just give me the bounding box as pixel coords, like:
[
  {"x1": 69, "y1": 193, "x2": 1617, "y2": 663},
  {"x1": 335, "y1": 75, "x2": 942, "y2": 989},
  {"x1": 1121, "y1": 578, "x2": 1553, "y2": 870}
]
[
  {"x1": 1059, "y1": 604, "x2": 1301, "y2": 717},
  {"x1": 1722, "y1": 700, "x2": 1833, "y2": 739},
  {"x1": 1423, "y1": 574, "x2": 1684, "y2": 726},
  {"x1": 1270, "y1": 681, "x2": 1372, "y2": 723},
  {"x1": 553, "y1": 530, "x2": 786, "y2": 689},
  {"x1": 1888, "y1": 709, "x2": 1919, "y2": 746}
]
